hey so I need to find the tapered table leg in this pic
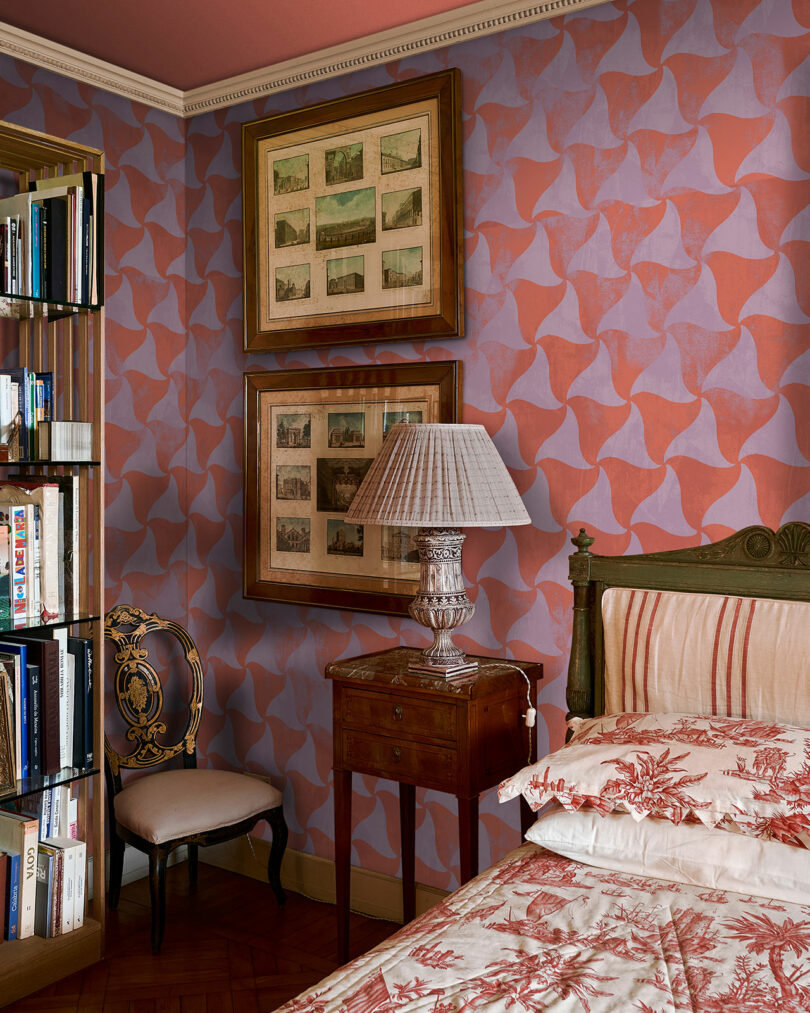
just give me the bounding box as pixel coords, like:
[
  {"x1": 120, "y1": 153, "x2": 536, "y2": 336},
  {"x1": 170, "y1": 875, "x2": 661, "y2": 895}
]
[
  {"x1": 334, "y1": 768, "x2": 352, "y2": 964},
  {"x1": 458, "y1": 794, "x2": 479, "y2": 885},
  {"x1": 400, "y1": 783, "x2": 416, "y2": 923}
]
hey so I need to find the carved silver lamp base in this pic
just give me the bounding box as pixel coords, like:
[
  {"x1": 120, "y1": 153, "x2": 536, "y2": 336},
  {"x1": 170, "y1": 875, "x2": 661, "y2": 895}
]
[{"x1": 408, "y1": 528, "x2": 478, "y2": 678}]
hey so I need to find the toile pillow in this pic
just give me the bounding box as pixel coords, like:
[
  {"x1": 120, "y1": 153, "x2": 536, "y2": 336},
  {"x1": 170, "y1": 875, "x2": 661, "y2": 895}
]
[
  {"x1": 525, "y1": 805, "x2": 810, "y2": 906},
  {"x1": 498, "y1": 711, "x2": 810, "y2": 848}
]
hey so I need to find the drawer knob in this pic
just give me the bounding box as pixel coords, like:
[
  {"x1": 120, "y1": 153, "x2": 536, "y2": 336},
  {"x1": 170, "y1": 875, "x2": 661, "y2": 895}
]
[
  {"x1": 393, "y1": 746, "x2": 402, "y2": 761},
  {"x1": 393, "y1": 705, "x2": 404, "y2": 720}
]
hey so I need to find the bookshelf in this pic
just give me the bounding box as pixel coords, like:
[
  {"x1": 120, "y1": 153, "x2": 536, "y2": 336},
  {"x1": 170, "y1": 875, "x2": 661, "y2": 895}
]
[{"x1": 0, "y1": 121, "x2": 104, "y2": 1006}]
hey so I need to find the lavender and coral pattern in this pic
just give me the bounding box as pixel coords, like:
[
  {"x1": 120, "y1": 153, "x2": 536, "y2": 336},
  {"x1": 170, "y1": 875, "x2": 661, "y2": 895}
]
[
  {"x1": 277, "y1": 843, "x2": 810, "y2": 1013},
  {"x1": 0, "y1": 0, "x2": 807, "y2": 891}
]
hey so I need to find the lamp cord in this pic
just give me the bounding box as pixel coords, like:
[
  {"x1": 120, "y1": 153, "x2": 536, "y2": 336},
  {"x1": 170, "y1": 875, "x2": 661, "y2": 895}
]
[{"x1": 477, "y1": 662, "x2": 536, "y2": 764}]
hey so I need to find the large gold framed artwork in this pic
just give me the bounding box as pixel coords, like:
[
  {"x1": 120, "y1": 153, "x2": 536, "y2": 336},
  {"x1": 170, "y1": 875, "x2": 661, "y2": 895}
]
[
  {"x1": 244, "y1": 361, "x2": 460, "y2": 614},
  {"x1": 242, "y1": 70, "x2": 463, "y2": 351}
]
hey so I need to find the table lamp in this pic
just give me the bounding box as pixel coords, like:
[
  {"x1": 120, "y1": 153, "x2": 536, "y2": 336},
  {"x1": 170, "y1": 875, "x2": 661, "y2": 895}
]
[{"x1": 344, "y1": 422, "x2": 530, "y2": 677}]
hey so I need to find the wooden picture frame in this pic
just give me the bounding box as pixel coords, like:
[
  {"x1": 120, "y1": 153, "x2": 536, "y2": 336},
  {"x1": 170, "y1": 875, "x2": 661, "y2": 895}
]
[
  {"x1": 242, "y1": 69, "x2": 464, "y2": 352},
  {"x1": 244, "y1": 360, "x2": 460, "y2": 614}
]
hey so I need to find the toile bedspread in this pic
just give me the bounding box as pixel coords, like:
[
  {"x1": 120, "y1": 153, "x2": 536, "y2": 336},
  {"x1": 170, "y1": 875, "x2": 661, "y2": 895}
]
[{"x1": 276, "y1": 843, "x2": 810, "y2": 1012}]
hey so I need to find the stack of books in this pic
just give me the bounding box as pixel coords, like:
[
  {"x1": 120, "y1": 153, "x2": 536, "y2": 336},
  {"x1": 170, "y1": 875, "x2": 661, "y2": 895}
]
[
  {"x1": 0, "y1": 628, "x2": 94, "y2": 782},
  {"x1": 0, "y1": 366, "x2": 92, "y2": 462},
  {"x1": 0, "y1": 171, "x2": 103, "y2": 307},
  {"x1": 0, "y1": 789, "x2": 86, "y2": 941},
  {"x1": 0, "y1": 474, "x2": 82, "y2": 622}
]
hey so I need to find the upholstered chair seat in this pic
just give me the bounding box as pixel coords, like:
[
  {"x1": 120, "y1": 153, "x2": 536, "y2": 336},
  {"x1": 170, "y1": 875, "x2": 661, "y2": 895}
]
[
  {"x1": 105, "y1": 604, "x2": 288, "y2": 953},
  {"x1": 114, "y1": 769, "x2": 283, "y2": 845}
]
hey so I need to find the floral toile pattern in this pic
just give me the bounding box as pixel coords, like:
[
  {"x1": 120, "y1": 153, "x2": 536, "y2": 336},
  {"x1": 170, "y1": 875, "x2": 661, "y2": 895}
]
[
  {"x1": 277, "y1": 843, "x2": 810, "y2": 1013},
  {"x1": 498, "y1": 712, "x2": 810, "y2": 848}
]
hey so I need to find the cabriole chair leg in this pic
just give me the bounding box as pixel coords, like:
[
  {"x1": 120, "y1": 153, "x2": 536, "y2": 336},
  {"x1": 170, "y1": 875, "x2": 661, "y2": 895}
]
[
  {"x1": 149, "y1": 848, "x2": 168, "y2": 954},
  {"x1": 267, "y1": 808, "x2": 288, "y2": 905},
  {"x1": 188, "y1": 843, "x2": 198, "y2": 889},
  {"x1": 108, "y1": 828, "x2": 125, "y2": 910}
]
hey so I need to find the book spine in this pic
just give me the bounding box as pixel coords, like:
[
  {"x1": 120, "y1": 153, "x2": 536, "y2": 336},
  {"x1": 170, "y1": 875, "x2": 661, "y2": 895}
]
[
  {"x1": 4, "y1": 850, "x2": 19, "y2": 940},
  {"x1": 3, "y1": 217, "x2": 10, "y2": 293},
  {"x1": 17, "y1": 817, "x2": 37, "y2": 939},
  {"x1": 84, "y1": 641, "x2": 93, "y2": 768},
  {"x1": 9, "y1": 217, "x2": 17, "y2": 295},
  {"x1": 41, "y1": 787, "x2": 52, "y2": 839},
  {"x1": 9, "y1": 505, "x2": 25, "y2": 618},
  {"x1": 29, "y1": 504, "x2": 41, "y2": 620},
  {"x1": 72, "y1": 840, "x2": 85, "y2": 929},
  {"x1": 34, "y1": 848, "x2": 52, "y2": 938},
  {"x1": 40, "y1": 201, "x2": 48, "y2": 302},
  {"x1": 28, "y1": 664, "x2": 41, "y2": 777},
  {"x1": 0, "y1": 525, "x2": 8, "y2": 626},
  {"x1": 49, "y1": 848, "x2": 62, "y2": 937},
  {"x1": 31, "y1": 202, "x2": 40, "y2": 299},
  {"x1": 40, "y1": 646, "x2": 60, "y2": 775},
  {"x1": 54, "y1": 631, "x2": 68, "y2": 770},
  {"x1": 59, "y1": 844, "x2": 74, "y2": 933},
  {"x1": 18, "y1": 650, "x2": 28, "y2": 780}
]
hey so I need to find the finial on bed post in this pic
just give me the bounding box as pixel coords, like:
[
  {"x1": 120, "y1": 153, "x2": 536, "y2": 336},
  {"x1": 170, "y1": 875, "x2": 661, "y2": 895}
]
[
  {"x1": 571, "y1": 529, "x2": 594, "y2": 556},
  {"x1": 567, "y1": 528, "x2": 594, "y2": 727}
]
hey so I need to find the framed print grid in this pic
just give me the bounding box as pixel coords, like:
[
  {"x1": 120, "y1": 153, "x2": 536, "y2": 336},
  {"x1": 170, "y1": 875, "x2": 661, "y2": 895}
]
[
  {"x1": 244, "y1": 361, "x2": 460, "y2": 614},
  {"x1": 242, "y1": 69, "x2": 463, "y2": 352}
]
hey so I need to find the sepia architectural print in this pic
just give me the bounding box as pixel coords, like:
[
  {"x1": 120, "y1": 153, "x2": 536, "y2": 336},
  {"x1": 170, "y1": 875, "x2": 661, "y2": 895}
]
[
  {"x1": 381, "y1": 128, "x2": 422, "y2": 174},
  {"x1": 315, "y1": 187, "x2": 376, "y2": 250},
  {"x1": 381, "y1": 187, "x2": 422, "y2": 231},
  {"x1": 275, "y1": 464, "x2": 311, "y2": 500},
  {"x1": 317, "y1": 458, "x2": 372, "y2": 511},
  {"x1": 327, "y1": 412, "x2": 365, "y2": 447},
  {"x1": 276, "y1": 412, "x2": 311, "y2": 448},
  {"x1": 327, "y1": 256, "x2": 364, "y2": 295},
  {"x1": 325, "y1": 142, "x2": 363, "y2": 185},
  {"x1": 382, "y1": 246, "x2": 423, "y2": 289},
  {"x1": 273, "y1": 153, "x2": 309, "y2": 195},
  {"x1": 327, "y1": 520, "x2": 364, "y2": 557},
  {"x1": 274, "y1": 207, "x2": 310, "y2": 248},
  {"x1": 275, "y1": 263, "x2": 311, "y2": 301},
  {"x1": 276, "y1": 516, "x2": 310, "y2": 553}
]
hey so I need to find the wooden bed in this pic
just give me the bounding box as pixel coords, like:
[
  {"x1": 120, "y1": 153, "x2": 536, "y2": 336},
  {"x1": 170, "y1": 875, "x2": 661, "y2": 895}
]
[{"x1": 276, "y1": 524, "x2": 810, "y2": 1013}]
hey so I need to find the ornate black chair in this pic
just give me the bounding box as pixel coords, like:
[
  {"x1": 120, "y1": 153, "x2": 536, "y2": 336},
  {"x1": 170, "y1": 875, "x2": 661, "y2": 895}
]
[{"x1": 104, "y1": 604, "x2": 288, "y2": 953}]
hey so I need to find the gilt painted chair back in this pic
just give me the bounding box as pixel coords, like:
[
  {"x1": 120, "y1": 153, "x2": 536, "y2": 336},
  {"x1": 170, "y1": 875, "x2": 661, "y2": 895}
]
[{"x1": 104, "y1": 604, "x2": 204, "y2": 790}]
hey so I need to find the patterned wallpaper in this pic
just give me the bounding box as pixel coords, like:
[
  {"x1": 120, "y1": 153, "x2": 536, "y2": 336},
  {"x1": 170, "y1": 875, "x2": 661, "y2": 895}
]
[{"x1": 0, "y1": 0, "x2": 807, "y2": 891}]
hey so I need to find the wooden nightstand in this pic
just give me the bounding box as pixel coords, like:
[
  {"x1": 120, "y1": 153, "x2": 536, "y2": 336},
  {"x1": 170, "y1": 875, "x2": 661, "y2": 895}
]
[{"x1": 327, "y1": 646, "x2": 542, "y2": 962}]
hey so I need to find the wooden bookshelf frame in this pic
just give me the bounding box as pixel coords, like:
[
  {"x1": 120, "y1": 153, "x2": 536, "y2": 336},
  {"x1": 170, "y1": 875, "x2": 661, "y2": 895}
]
[{"x1": 0, "y1": 120, "x2": 105, "y2": 1007}]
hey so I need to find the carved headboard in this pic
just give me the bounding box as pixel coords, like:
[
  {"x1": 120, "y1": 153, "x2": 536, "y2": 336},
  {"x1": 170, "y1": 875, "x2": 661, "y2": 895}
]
[{"x1": 566, "y1": 523, "x2": 810, "y2": 723}]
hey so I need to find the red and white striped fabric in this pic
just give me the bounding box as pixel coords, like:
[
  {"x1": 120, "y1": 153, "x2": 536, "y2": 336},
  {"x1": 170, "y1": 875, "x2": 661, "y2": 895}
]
[{"x1": 601, "y1": 588, "x2": 810, "y2": 725}]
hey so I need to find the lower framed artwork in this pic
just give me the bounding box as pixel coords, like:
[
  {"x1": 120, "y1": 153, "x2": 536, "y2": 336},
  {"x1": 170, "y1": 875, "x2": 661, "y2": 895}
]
[{"x1": 243, "y1": 360, "x2": 460, "y2": 614}]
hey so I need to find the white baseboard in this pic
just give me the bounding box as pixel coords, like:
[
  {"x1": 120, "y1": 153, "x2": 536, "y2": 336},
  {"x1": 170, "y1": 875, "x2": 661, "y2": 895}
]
[
  {"x1": 91, "y1": 836, "x2": 445, "y2": 925},
  {"x1": 201, "y1": 837, "x2": 447, "y2": 924},
  {"x1": 87, "y1": 845, "x2": 188, "y2": 900}
]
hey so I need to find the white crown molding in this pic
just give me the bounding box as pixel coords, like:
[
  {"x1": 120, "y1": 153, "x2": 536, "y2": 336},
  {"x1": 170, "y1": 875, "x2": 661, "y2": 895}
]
[
  {"x1": 183, "y1": 0, "x2": 608, "y2": 116},
  {"x1": 0, "y1": 21, "x2": 184, "y2": 116},
  {"x1": 0, "y1": 0, "x2": 607, "y2": 120}
]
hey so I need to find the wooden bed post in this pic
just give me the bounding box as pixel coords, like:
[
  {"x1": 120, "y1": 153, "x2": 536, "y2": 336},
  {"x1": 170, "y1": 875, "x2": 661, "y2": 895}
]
[{"x1": 567, "y1": 529, "x2": 594, "y2": 723}]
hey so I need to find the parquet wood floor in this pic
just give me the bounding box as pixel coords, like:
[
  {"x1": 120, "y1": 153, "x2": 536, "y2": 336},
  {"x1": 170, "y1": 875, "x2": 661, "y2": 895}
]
[{"x1": 6, "y1": 864, "x2": 399, "y2": 1012}]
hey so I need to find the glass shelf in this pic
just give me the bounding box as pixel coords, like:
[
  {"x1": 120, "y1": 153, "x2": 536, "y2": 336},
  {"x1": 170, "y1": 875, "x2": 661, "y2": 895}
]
[
  {"x1": 0, "y1": 459, "x2": 101, "y2": 468},
  {"x1": 0, "y1": 292, "x2": 101, "y2": 321},
  {"x1": 0, "y1": 765, "x2": 100, "y2": 805},
  {"x1": 0, "y1": 611, "x2": 100, "y2": 634}
]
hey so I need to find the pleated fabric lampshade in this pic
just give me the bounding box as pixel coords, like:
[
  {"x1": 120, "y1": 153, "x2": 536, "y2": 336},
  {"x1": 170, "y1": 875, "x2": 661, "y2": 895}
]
[
  {"x1": 345, "y1": 423, "x2": 530, "y2": 676},
  {"x1": 345, "y1": 423, "x2": 530, "y2": 528}
]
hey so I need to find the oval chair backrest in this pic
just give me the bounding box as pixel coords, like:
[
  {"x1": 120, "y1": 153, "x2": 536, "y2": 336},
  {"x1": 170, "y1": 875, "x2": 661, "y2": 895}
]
[{"x1": 104, "y1": 604, "x2": 204, "y2": 780}]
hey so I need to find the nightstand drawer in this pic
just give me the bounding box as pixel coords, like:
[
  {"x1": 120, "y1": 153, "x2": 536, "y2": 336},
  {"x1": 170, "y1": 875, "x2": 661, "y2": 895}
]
[
  {"x1": 343, "y1": 730, "x2": 457, "y2": 790},
  {"x1": 341, "y1": 688, "x2": 457, "y2": 742}
]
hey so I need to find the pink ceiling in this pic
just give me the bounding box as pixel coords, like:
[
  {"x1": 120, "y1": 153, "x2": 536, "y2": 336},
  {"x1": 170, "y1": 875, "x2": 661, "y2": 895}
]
[{"x1": 0, "y1": 0, "x2": 485, "y2": 91}]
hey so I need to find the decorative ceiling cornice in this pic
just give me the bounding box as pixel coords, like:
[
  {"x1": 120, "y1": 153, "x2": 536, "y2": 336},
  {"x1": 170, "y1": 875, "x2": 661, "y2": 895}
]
[
  {"x1": 0, "y1": 0, "x2": 607, "y2": 120},
  {"x1": 0, "y1": 21, "x2": 185, "y2": 116}
]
